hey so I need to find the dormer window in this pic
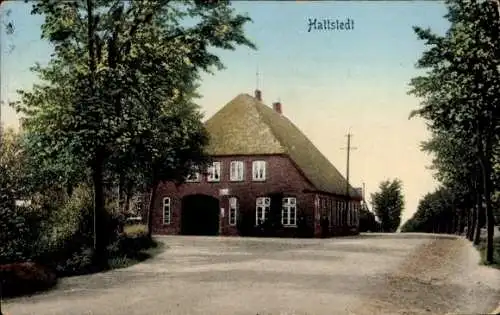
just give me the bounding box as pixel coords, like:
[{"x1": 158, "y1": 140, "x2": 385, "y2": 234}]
[
  {"x1": 207, "y1": 162, "x2": 221, "y2": 182},
  {"x1": 185, "y1": 167, "x2": 201, "y2": 182},
  {"x1": 252, "y1": 160, "x2": 266, "y2": 181}
]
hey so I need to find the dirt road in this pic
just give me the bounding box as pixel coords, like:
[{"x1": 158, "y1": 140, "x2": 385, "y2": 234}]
[{"x1": 3, "y1": 233, "x2": 499, "y2": 315}]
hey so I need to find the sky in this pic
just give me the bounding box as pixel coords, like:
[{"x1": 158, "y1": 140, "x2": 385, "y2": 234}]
[{"x1": 0, "y1": 1, "x2": 451, "y2": 223}]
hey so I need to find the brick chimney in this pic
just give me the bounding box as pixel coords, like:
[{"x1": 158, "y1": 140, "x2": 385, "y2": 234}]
[
  {"x1": 254, "y1": 89, "x2": 262, "y2": 102},
  {"x1": 272, "y1": 101, "x2": 282, "y2": 114}
]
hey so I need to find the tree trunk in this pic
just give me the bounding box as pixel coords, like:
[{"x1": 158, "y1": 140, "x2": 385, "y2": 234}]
[
  {"x1": 86, "y1": 0, "x2": 108, "y2": 269},
  {"x1": 474, "y1": 196, "x2": 483, "y2": 246},
  {"x1": 146, "y1": 179, "x2": 159, "y2": 240},
  {"x1": 122, "y1": 180, "x2": 133, "y2": 214},
  {"x1": 479, "y1": 155, "x2": 495, "y2": 263},
  {"x1": 468, "y1": 207, "x2": 477, "y2": 241},
  {"x1": 92, "y1": 160, "x2": 109, "y2": 269}
]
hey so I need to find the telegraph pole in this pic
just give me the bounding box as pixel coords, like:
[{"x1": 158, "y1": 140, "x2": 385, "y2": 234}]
[{"x1": 342, "y1": 132, "x2": 357, "y2": 226}]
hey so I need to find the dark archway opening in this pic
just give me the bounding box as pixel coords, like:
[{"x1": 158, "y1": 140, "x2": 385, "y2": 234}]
[{"x1": 181, "y1": 194, "x2": 220, "y2": 235}]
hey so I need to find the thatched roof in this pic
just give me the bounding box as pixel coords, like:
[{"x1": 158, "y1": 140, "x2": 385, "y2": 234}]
[{"x1": 204, "y1": 93, "x2": 361, "y2": 198}]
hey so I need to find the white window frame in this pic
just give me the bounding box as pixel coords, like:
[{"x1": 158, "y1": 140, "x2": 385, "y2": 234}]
[
  {"x1": 229, "y1": 197, "x2": 238, "y2": 226},
  {"x1": 256, "y1": 197, "x2": 270, "y2": 225},
  {"x1": 207, "y1": 161, "x2": 221, "y2": 182},
  {"x1": 230, "y1": 161, "x2": 244, "y2": 181},
  {"x1": 282, "y1": 197, "x2": 297, "y2": 227},
  {"x1": 163, "y1": 197, "x2": 171, "y2": 225},
  {"x1": 252, "y1": 160, "x2": 267, "y2": 181},
  {"x1": 185, "y1": 168, "x2": 201, "y2": 182}
]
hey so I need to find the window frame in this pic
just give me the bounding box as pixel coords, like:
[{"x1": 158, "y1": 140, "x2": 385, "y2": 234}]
[
  {"x1": 185, "y1": 168, "x2": 201, "y2": 182},
  {"x1": 252, "y1": 160, "x2": 267, "y2": 181},
  {"x1": 281, "y1": 197, "x2": 297, "y2": 227},
  {"x1": 207, "y1": 161, "x2": 221, "y2": 182},
  {"x1": 163, "y1": 197, "x2": 171, "y2": 225},
  {"x1": 230, "y1": 161, "x2": 245, "y2": 182},
  {"x1": 256, "y1": 196, "x2": 270, "y2": 225},
  {"x1": 229, "y1": 197, "x2": 238, "y2": 226}
]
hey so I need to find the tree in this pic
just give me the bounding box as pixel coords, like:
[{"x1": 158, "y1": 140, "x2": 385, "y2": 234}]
[
  {"x1": 371, "y1": 179, "x2": 405, "y2": 232},
  {"x1": 409, "y1": 0, "x2": 500, "y2": 262},
  {"x1": 401, "y1": 187, "x2": 456, "y2": 234},
  {"x1": 15, "y1": 0, "x2": 255, "y2": 267},
  {"x1": 420, "y1": 130, "x2": 484, "y2": 243}
]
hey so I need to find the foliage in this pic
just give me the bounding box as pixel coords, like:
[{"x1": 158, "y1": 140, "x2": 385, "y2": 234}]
[
  {"x1": 401, "y1": 187, "x2": 456, "y2": 233},
  {"x1": 371, "y1": 179, "x2": 405, "y2": 232},
  {"x1": 0, "y1": 262, "x2": 57, "y2": 298},
  {"x1": 123, "y1": 224, "x2": 147, "y2": 236},
  {"x1": 477, "y1": 236, "x2": 500, "y2": 269},
  {"x1": 14, "y1": 0, "x2": 256, "y2": 259},
  {"x1": 0, "y1": 128, "x2": 48, "y2": 264},
  {"x1": 359, "y1": 206, "x2": 381, "y2": 232},
  {"x1": 408, "y1": 0, "x2": 500, "y2": 261}
]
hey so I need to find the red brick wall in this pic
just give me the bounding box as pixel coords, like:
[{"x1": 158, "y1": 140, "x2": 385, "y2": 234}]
[{"x1": 152, "y1": 154, "x2": 317, "y2": 236}]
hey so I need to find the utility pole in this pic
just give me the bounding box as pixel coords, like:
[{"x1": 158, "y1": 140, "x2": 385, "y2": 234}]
[{"x1": 342, "y1": 132, "x2": 357, "y2": 227}]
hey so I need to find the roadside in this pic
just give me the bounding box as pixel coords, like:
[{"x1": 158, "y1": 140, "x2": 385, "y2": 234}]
[
  {"x1": 3, "y1": 234, "x2": 499, "y2": 315},
  {"x1": 353, "y1": 235, "x2": 500, "y2": 314}
]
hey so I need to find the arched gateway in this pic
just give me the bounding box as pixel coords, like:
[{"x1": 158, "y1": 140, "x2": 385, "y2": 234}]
[{"x1": 181, "y1": 194, "x2": 220, "y2": 235}]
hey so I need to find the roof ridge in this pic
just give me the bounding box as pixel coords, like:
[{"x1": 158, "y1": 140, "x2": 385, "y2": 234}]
[{"x1": 253, "y1": 99, "x2": 359, "y2": 196}]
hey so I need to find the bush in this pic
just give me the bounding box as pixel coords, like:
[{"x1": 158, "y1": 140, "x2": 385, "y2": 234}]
[
  {"x1": 0, "y1": 163, "x2": 49, "y2": 264},
  {"x1": 34, "y1": 185, "x2": 127, "y2": 276},
  {"x1": 123, "y1": 224, "x2": 148, "y2": 237},
  {"x1": 0, "y1": 262, "x2": 57, "y2": 297},
  {"x1": 478, "y1": 237, "x2": 500, "y2": 268}
]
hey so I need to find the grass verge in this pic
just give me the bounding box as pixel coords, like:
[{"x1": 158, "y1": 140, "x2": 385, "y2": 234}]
[
  {"x1": 107, "y1": 224, "x2": 162, "y2": 270},
  {"x1": 476, "y1": 236, "x2": 500, "y2": 269}
]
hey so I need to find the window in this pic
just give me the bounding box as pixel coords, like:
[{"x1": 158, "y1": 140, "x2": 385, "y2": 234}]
[
  {"x1": 229, "y1": 197, "x2": 238, "y2": 226},
  {"x1": 252, "y1": 160, "x2": 267, "y2": 181},
  {"x1": 256, "y1": 197, "x2": 270, "y2": 225},
  {"x1": 332, "y1": 201, "x2": 338, "y2": 225},
  {"x1": 185, "y1": 168, "x2": 201, "y2": 182},
  {"x1": 348, "y1": 203, "x2": 352, "y2": 226},
  {"x1": 340, "y1": 201, "x2": 345, "y2": 226},
  {"x1": 207, "y1": 162, "x2": 221, "y2": 182},
  {"x1": 282, "y1": 197, "x2": 297, "y2": 226},
  {"x1": 163, "y1": 197, "x2": 171, "y2": 225},
  {"x1": 230, "y1": 161, "x2": 244, "y2": 181}
]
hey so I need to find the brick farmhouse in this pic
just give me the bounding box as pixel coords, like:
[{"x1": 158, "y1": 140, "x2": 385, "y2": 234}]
[{"x1": 151, "y1": 90, "x2": 362, "y2": 238}]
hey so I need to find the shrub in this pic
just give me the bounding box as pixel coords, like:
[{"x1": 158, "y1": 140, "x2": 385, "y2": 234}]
[
  {"x1": 0, "y1": 164, "x2": 49, "y2": 264},
  {"x1": 0, "y1": 262, "x2": 57, "y2": 297},
  {"x1": 123, "y1": 224, "x2": 148, "y2": 237}
]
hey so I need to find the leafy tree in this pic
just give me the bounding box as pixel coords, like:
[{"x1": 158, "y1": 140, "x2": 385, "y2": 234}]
[
  {"x1": 420, "y1": 130, "x2": 485, "y2": 243},
  {"x1": 371, "y1": 179, "x2": 405, "y2": 232},
  {"x1": 15, "y1": 0, "x2": 255, "y2": 266},
  {"x1": 0, "y1": 127, "x2": 47, "y2": 264},
  {"x1": 409, "y1": 0, "x2": 500, "y2": 261},
  {"x1": 401, "y1": 187, "x2": 457, "y2": 234}
]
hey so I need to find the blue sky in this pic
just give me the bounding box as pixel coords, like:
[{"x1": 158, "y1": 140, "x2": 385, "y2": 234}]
[{"x1": 0, "y1": 1, "x2": 450, "y2": 222}]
